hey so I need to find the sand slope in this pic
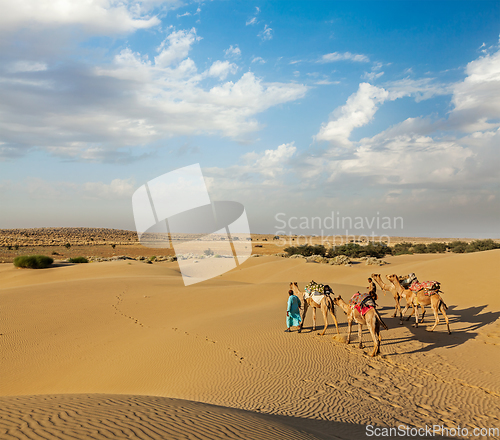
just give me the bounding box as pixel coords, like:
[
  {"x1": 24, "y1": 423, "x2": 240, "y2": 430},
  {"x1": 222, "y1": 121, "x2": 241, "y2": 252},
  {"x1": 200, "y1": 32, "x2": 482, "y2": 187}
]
[{"x1": 1, "y1": 250, "x2": 499, "y2": 439}]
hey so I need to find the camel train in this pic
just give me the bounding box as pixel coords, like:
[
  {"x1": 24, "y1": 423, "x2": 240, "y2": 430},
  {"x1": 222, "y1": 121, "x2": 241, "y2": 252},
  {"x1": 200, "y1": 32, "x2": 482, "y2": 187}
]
[{"x1": 290, "y1": 273, "x2": 451, "y2": 357}]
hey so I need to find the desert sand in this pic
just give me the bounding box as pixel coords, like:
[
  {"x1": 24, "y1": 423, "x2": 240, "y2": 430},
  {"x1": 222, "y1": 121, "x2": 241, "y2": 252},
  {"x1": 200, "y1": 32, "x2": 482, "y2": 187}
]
[{"x1": 1, "y1": 246, "x2": 500, "y2": 439}]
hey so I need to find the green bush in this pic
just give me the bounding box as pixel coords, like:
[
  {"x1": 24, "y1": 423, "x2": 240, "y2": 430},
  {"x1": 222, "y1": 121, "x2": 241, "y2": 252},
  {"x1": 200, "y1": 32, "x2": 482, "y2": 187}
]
[
  {"x1": 466, "y1": 239, "x2": 499, "y2": 252},
  {"x1": 392, "y1": 242, "x2": 413, "y2": 255},
  {"x1": 411, "y1": 244, "x2": 428, "y2": 254},
  {"x1": 426, "y1": 242, "x2": 447, "y2": 253},
  {"x1": 284, "y1": 245, "x2": 326, "y2": 257},
  {"x1": 68, "y1": 257, "x2": 88, "y2": 263},
  {"x1": 448, "y1": 241, "x2": 468, "y2": 253},
  {"x1": 14, "y1": 255, "x2": 54, "y2": 269},
  {"x1": 65, "y1": 243, "x2": 71, "y2": 249}
]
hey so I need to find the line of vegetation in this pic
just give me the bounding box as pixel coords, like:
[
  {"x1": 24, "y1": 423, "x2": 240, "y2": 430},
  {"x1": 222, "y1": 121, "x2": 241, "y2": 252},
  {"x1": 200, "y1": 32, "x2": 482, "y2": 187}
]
[
  {"x1": 68, "y1": 257, "x2": 89, "y2": 263},
  {"x1": 284, "y1": 239, "x2": 500, "y2": 258},
  {"x1": 13, "y1": 255, "x2": 54, "y2": 269}
]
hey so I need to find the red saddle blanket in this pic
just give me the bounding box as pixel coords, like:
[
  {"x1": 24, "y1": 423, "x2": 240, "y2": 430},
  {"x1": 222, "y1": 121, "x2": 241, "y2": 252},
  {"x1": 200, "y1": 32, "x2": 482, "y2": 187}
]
[
  {"x1": 349, "y1": 292, "x2": 376, "y2": 313},
  {"x1": 409, "y1": 280, "x2": 440, "y2": 292},
  {"x1": 355, "y1": 305, "x2": 374, "y2": 316}
]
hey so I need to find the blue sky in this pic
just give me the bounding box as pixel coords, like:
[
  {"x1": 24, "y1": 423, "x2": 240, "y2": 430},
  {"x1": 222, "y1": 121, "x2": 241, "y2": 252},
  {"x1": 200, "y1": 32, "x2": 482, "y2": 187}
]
[{"x1": 0, "y1": 0, "x2": 499, "y2": 238}]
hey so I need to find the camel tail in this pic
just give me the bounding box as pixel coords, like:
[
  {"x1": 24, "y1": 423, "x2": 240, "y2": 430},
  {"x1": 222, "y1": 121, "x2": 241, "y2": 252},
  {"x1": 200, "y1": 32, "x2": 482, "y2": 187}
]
[
  {"x1": 374, "y1": 309, "x2": 388, "y2": 330},
  {"x1": 327, "y1": 295, "x2": 336, "y2": 317},
  {"x1": 438, "y1": 298, "x2": 448, "y2": 311}
]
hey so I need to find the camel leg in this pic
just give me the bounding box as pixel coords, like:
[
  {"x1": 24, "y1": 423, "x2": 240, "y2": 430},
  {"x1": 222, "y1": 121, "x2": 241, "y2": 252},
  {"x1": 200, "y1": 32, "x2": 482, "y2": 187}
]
[
  {"x1": 428, "y1": 303, "x2": 439, "y2": 332},
  {"x1": 346, "y1": 318, "x2": 352, "y2": 344},
  {"x1": 328, "y1": 309, "x2": 340, "y2": 335},
  {"x1": 414, "y1": 304, "x2": 419, "y2": 328},
  {"x1": 440, "y1": 303, "x2": 451, "y2": 334},
  {"x1": 367, "y1": 316, "x2": 380, "y2": 357},
  {"x1": 420, "y1": 305, "x2": 426, "y2": 323},
  {"x1": 358, "y1": 324, "x2": 364, "y2": 349},
  {"x1": 400, "y1": 302, "x2": 411, "y2": 325},
  {"x1": 393, "y1": 293, "x2": 401, "y2": 318},
  {"x1": 367, "y1": 316, "x2": 382, "y2": 357},
  {"x1": 312, "y1": 307, "x2": 317, "y2": 331},
  {"x1": 299, "y1": 302, "x2": 308, "y2": 333},
  {"x1": 319, "y1": 305, "x2": 329, "y2": 336}
]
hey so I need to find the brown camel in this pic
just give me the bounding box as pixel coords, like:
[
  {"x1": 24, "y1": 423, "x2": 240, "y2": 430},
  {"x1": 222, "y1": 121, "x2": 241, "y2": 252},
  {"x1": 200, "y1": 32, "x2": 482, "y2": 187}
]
[
  {"x1": 371, "y1": 273, "x2": 402, "y2": 317},
  {"x1": 385, "y1": 274, "x2": 426, "y2": 323},
  {"x1": 290, "y1": 282, "x2": 339, "y2": 336},
  {"x1": 333, "y1": 295, "x2": 388, "y2": 357},
  {"x1": 387, "y1": 274, "x2": 451, "y2": 334}
]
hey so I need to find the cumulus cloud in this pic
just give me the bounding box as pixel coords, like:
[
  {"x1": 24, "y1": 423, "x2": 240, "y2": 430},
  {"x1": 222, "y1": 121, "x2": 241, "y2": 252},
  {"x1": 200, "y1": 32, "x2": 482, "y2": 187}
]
[
  {"x1": 319, "y1": 52, "x2": 370, "y2": 63},
  {"x1": 0, "y1": 0, "x2": 167, "y2": 34},
  {"x1": 205, "y1": 142, "x2": 297, "y2": 193},
  {"x1": 206, "y1": 60, "x2": 238, "y2": 80},
  {"x1": 448, "y1": 48, "x2": 500, "y2": 132},
  {"x1": 316, "y1": 83, "x2": 389, "y2": 146},
  {"x1": 0, "y1": 27, "x2": 308, "y2": 159},
  {"x1": 155, "y1": 28, "x2": 201, "y2": 67}
]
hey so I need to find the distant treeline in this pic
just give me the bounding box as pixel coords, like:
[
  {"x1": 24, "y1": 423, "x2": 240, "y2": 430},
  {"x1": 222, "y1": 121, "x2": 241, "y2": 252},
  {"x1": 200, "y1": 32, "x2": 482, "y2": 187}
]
[{"x1": 284, "y1": 239, "x2": 500, "y2": 259}]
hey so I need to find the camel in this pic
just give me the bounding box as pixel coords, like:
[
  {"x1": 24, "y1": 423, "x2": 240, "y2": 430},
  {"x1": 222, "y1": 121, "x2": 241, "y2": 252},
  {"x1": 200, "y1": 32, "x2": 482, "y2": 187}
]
[
  {"x1": 384, "y1": 274, "x2": 426, "y2": 323},
  {"x1": 333, "y1": 294, "x2": 388, "y2": 357},
  {"x1": 371, "y1": 273, "x2": 403, "y2": 317},
  {"x1": 387, "y1": 274, "x2": 451, "y2": 334},
  {"x1": 290, "y1": 282, "x2": 340, "y2": 336}
]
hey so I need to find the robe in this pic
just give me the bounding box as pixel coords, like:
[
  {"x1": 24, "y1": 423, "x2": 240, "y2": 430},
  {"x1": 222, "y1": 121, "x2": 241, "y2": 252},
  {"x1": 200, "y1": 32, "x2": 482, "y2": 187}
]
[{"x1": 287, "y1": 294, "x2": 302, "y2": 328}]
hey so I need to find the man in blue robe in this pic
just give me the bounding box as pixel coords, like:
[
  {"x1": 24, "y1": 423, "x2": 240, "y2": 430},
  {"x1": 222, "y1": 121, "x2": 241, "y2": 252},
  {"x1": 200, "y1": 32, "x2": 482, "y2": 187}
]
[{"x1": 286, "y1": 289, "x2": 302, "y2": 332}]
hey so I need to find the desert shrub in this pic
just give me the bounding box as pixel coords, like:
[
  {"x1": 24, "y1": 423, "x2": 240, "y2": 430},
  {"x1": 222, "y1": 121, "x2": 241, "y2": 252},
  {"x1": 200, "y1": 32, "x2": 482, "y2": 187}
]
[
  {"x1": 326, "y1": 242, "x2": 391, "y2": 259},
  {"x1": 14, "y1": 255, "x2": 53, "y2": 269},
  {"x1": 7, "y1": 245, "x2": 12, "y2": 250},
  {"x1": 111, "y1": 244, "x2": 116, "y2": 249},
  {"x1": 392, "y1": 242, "x2": 413, "y2": 255},
  {"x1": 65, "y1": 243, "x2": 71, "y2": 249},
  {"x1": 466, "y1": 239, "x2": 499, "y2": 252},
  {"x1": 284, "y1": 245, "x2": 326, "y2": 257},
  {"x1": 68, "y1": 257, "x2": 88, "y2": 263},
  {"x1": 204, "y1": 248, "x2": 214, "y2": 256},
  {"x1": 411, "y1": 244, "x2": 428, "y2": 254},
  {"x1": 427, "y1": 242, "x2": 447, "y2": 253},
  {"x1": 448, "y1": 241, "x2": 468, "y2": 253},
  {"x1": 150, "y1": 256, "x2": 156, "y2": 261},
  {"x1": 52, "y1": 251, "x2": 60, "y2": 256},
  {"x1": 14, "y1": 244, "x2": 19, "y2": 250}
]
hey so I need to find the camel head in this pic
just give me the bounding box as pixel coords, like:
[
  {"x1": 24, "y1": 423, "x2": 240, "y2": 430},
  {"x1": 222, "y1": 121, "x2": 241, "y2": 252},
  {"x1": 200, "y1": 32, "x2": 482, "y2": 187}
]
[
  {"x1": 387, "y1": 274, "x2": 397, "y2": 282},
  {"x1": 332, "y1": 295, "x2": 342, "y2": 305},
  {"x1": 371, "y1": 273, "x2": 380, "y2": 278}
]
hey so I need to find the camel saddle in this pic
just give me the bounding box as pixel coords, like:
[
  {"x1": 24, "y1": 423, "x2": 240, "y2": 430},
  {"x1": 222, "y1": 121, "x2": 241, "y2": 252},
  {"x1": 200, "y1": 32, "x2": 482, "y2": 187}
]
[
  {"x1": 409, "y1": 280, "x2": 440, "y2": 292},
  {"x1": 399, "y1": 273, "x2": 417, "y2": 289},
  {"x1": 349, "y1": 292, "x2": 376, "y2": 315}
]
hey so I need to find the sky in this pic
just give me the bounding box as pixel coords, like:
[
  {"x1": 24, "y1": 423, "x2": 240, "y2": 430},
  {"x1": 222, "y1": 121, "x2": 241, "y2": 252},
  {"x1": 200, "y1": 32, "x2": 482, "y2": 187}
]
[{"x1": 0, "y1": 0, "x2": 499, "y2": 239}]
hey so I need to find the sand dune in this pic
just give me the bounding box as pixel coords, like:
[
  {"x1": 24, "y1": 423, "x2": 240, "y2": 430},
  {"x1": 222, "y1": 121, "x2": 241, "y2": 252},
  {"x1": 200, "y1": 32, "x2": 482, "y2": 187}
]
[{"x1": 1, "y1": 250, "x2": 499, "y2": 439}]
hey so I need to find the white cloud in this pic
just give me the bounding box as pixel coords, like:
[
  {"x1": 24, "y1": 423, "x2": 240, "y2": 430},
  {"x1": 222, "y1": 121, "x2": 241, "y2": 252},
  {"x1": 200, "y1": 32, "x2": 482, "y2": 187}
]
[
  {"x1": 386, "y1": 77, "x2": 452, "y2": 102},
  {"x1": 316, "y1": 83, "x2": 389, "y2": 146},
  {"x1": 8, "y1": 61, "x2": 48, "y2": 73},
  {"x1": 83, "y1": 178, "x2": 136, "y2": 199},
  {"x1": 251, "y1": 56, "x2": 265, "y2": 64},
  {"x1": 224, "y1": 45, "x2": 241, "y2": 58},
  {"x1": 206, "y1": 142, "x2": 297, "y2": 191},
  {"x1": 0, "y1": 0, "x2": 166, "y2": 34},
  {"x1": 319, "y1": 52, "x2": 370, "y2": 63},
  {"x1": 258, "y1": 25, "x2": 273, "y2": 41},
  {"x1": 448, "y1": 48, "x2": 500, "y2": 131},
  {"x1": 246, "y1": 17, "x2": 257, "y2": 26},
  {"x1": 0, "y1": 27, "x2": 308, "y2": 158},
  {"x1": 155, "y1": 28, "x2": 201, "y2": 67},
  {"x1": 206, "y1": 60, "x2": 238, "y2": 80}
]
